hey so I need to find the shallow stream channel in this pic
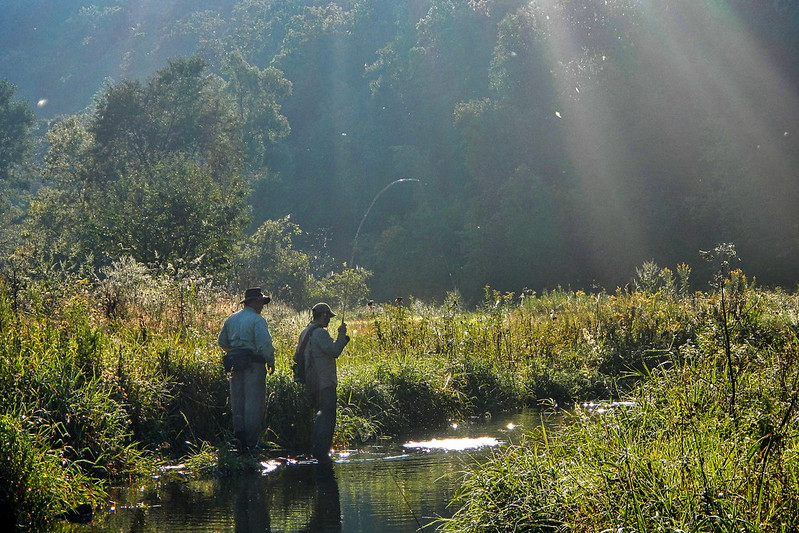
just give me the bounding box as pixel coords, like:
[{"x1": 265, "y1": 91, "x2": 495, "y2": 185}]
[{"x1": 63, "y1": 409, "x2": 565, "y2": 532}]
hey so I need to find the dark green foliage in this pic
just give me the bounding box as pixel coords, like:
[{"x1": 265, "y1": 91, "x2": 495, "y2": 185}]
[
  {"x1": 0, "y1": 79, "x2": 34, "y2": 184},
  {"x1": 0, "y1": 414, "x2": 104, "y2": 530},
  {"x1": 263, "y1": 372, "x2": 314, "y2": 449},
  {"x1": 91, "y1": 57, "x2": 243, "y2": 178},
  {"x1": 377, "y1": 361, "x2": 460, "y2": 432},
  {"x1": 222, "y1": 50, "x2": 291, "y2": 170},
  {"x1": 116, "y1": 345, "x2": 230, "y2": 455},
  {"x1": 0, "y1": 297, "x2": 142, "y2": 480},
  {"x1": 448, "y1": 357, "x2": 521, "y2": 413},
  {"x1": 0, "y1": 79, "x2": 35, "y2": 258},
  {"x1": 99, "y1": 155, "x2": 244, "y2": 275},
  {"x1": 336, "y1": 372, "x2": 396, "y2": 442},
  {"x1": 4, "y1": 1, "x2": 799, "y2": 301}
]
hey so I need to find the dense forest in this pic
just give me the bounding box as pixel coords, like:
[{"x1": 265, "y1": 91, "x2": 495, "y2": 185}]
[{"x1": 2, "y1": 0, "x2": 799, "y2": 305}]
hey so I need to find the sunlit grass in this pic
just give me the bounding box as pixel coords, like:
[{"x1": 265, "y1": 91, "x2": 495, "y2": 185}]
[
  {"x1": 442, "y1": 276, "x2": 799, "y2": 531},
  {"x1": 4, "y1": 258, "x2": 799, "y2": 528}
]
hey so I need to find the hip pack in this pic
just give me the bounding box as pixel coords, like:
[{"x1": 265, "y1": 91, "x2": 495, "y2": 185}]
[{"x1": 223, "y1": 348, "x2": 257, "y2": 372}]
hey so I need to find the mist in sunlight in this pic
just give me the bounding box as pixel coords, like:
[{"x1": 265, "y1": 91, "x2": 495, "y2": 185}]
[{"x1": 533, "y1": 0, "x2": 799, "y2": 282}]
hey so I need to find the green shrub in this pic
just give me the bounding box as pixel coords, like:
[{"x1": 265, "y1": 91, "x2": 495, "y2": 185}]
[{"x1": 0, "y1": 413, "x2": 105, "y2": 529}]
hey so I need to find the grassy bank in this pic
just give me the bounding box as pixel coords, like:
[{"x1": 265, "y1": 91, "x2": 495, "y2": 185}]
[
  {"x1": 444, "y1": 277, "x2": 799, "y2": 531},
  {"x1": 1, "y1": 259, "x2": 788, "y2": 529}
]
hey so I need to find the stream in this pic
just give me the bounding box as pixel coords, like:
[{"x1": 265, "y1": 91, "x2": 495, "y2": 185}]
[{"x1": 61, "y1": 409, "x2": 561, "y2": 532}]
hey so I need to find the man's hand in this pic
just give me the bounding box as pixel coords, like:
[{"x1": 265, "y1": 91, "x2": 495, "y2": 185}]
[{"x1": 338, "y1": 322, "x2": 347, "y2": 336}]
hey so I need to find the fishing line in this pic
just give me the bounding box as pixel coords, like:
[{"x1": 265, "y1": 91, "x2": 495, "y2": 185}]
[
  {"x1": 350, "y1": 178, "x2": 421, "y2": 267},
  {"x1": 340, "y1": 178, "x2": 421, "y2": 323},
  {"x1": 388, "y1": 468, "x2": 424, "y2": 531}
]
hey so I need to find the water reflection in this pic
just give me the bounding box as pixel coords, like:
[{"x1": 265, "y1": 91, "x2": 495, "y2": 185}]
[
  {"x1": 300, "y1": 465, "x2": 341, "y2": 533},
  {"x1": 231, "y1": 471, "x2": 271, "y2": 532},
  {"x1": 63, "y1": 409, "x2": 558, "y2": 532},
  {"x1": 229, "y1": 463, "x2": 341, "y2": 532}
]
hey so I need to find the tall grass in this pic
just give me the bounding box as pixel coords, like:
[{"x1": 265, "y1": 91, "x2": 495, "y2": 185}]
[
  {"x1": 443, "y1": 272, "x2": 799, "y2": 531},
  {"x1": 0, "y1": 411, "x2": 104, "y2": 529},
  {"x1": 4, "y1": 255, "x2": 798, "y2": 529}
]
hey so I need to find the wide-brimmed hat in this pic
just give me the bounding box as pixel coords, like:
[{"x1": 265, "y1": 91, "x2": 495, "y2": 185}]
[
  {"x1": 311, "y1": 302, "x2": 335, "y2": 317},
  {"x1": 240, "y1": 287, "x2": 271, "y2": 305}
]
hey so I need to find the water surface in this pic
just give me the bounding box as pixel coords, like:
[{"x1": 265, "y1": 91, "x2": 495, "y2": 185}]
[{"x1": 64, "y1": 409, "x2": 558, "y2": 532}]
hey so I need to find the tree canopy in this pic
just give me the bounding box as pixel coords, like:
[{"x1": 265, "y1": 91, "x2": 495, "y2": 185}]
[
  {"x1": 2, "y1": 0, "x2": 799, "y2": 304},
  {"x1": 31, "y1": 57, "x2": 250, "y2": 278}
]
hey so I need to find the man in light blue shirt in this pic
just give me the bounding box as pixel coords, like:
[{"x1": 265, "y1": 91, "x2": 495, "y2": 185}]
[{"x1": 218, "y1": 287, "x2": 275, "y2": 450}]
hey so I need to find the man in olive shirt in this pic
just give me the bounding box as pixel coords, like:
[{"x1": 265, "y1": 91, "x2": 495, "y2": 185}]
[
  {"x1": 294, "y1": 302, "x2": 349, "y2": 463},
  {"x1": 218, "y1": 287, "x2": 275, "y2": 450}
]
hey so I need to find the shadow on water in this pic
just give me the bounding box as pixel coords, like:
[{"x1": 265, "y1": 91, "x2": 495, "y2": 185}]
[{"x1": 60, "y1": 409, "x2": 564, "y2": 532}]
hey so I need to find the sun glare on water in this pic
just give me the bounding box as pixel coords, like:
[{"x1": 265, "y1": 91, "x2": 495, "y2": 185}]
[{"x1": 403, "y1": 437, "x2": 501, "y2": 452}]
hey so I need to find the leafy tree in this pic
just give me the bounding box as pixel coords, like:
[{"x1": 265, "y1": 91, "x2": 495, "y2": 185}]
[
  {"x1": 222, "y1": 50, "x2": 291, "y2": 170},
  {"x1": 42, "y1": 116, "x2": 95, "y2": 195},
  {"x1": 97, "y1": 155, "x2": 248, "y2": 276},
  {"x1": 310, "y1": 266, "x2": 372, "y2": 314},
  {"x1": 0, "y1": 79, "x2": 35, "y2": 255},
  {"x1": 226, "y1": 0, "x2": 310, "y2": 66},
  {"x1": 157, "y1": 9, "x2": 228, "y2": 64},
  {"x1": 24, "y1": 187, "x2": 89, "y2": 262},
  {"x1": 237, "y1": 216, "x2": 312, "y2": 306},
  {"x1": 34, "y1": 57, "x2": 250, "y2": 277},
  {"x1": 91, "y1": 56, "x2": 243, "y2": 182},
  {"x1": 0, "y1": 79, "x2": 34, "y2": 185},
  {"x1": 29, "y1": 116, "x2": 102, "y2": 262}
]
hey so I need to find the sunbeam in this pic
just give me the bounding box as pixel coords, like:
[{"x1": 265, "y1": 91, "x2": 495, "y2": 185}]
[
  {"x1": 630, "y1": 0, "x2": 799, "y2": 270},
  {"x1": 531, "y1": 0, "x2": 650, "y2": 280},
  {"x1": 529, "y1": 0, "x2": 799, "y2": 281}
]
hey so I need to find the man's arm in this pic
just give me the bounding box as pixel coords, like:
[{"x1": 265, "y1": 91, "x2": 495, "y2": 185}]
[
  {"x1": 312, "y1": 327, "x2": 349, "y2": 358},
  {"x1": 254, "y1": 319, "x2": 275, "y2": 373},
  {"x1": 217, "y1": 321, "x2": 231, "y2": 351}
]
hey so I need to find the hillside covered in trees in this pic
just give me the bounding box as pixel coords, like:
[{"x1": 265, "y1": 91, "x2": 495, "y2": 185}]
[{"x1": 2, "y1": 0, "x2": 799, "y2": 305}]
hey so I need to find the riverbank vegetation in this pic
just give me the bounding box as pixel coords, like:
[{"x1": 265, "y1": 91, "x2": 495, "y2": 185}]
[
  {"x1": 5, "y1": 251, "x2": 799, "y2": 529},
  {"x1": 444, "y1": 267, "x2": 799, "y2": 531},
  {"x1": 2, "y1": 2, "x2": 799, "y2": 530}
]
